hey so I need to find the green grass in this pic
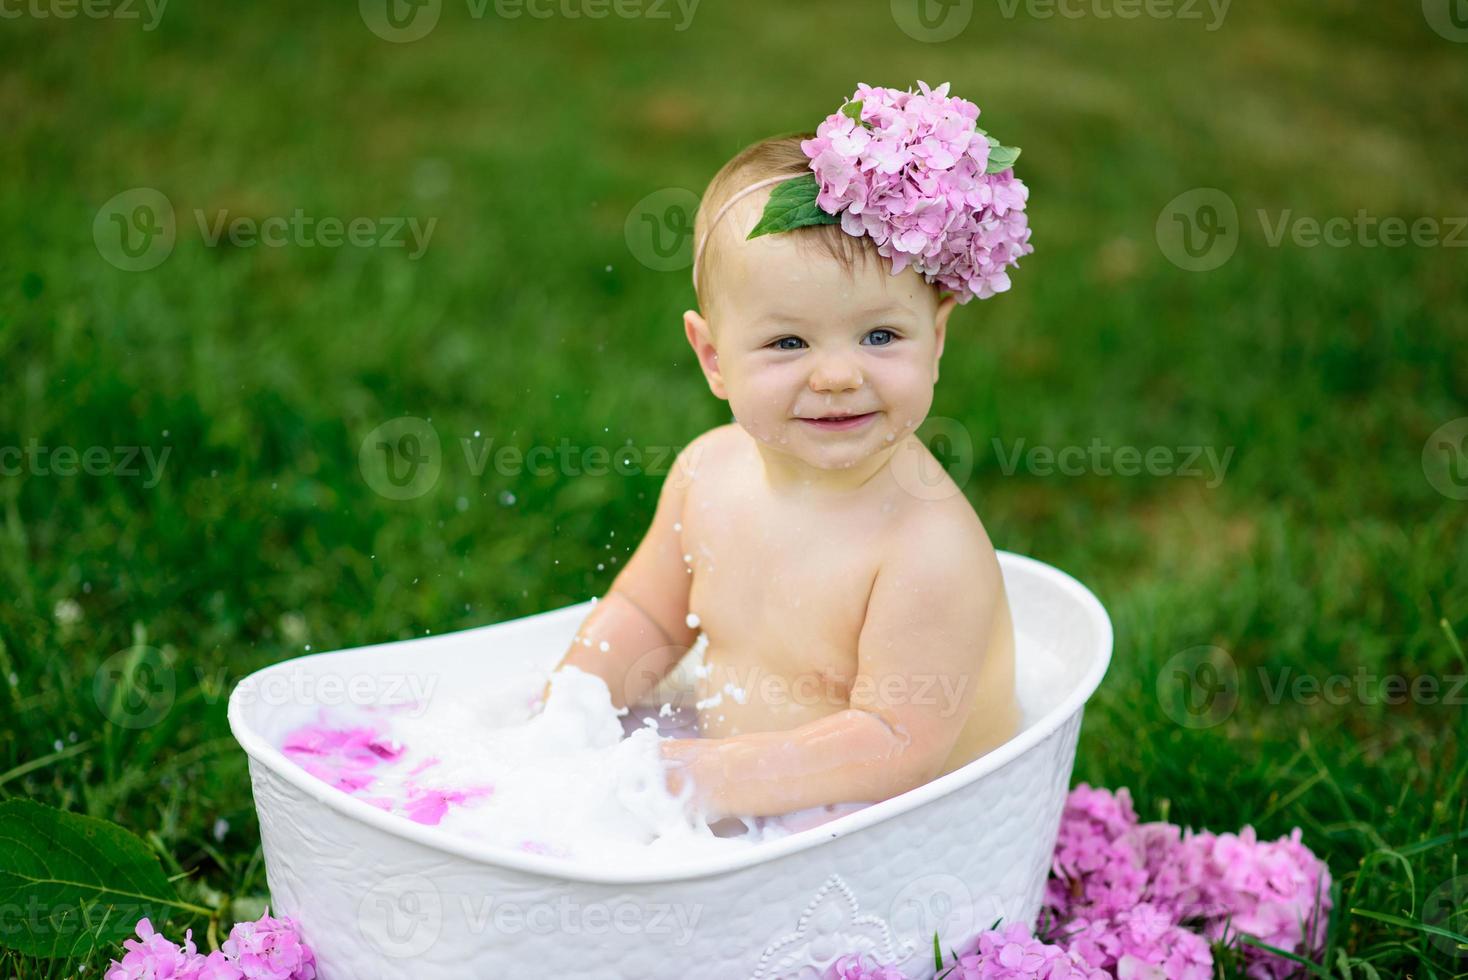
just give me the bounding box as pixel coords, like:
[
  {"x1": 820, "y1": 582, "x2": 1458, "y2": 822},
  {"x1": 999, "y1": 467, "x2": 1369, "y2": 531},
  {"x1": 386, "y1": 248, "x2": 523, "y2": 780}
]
[{"x1": 1, "y1": 0, "x2": 1466, "y2": 975}]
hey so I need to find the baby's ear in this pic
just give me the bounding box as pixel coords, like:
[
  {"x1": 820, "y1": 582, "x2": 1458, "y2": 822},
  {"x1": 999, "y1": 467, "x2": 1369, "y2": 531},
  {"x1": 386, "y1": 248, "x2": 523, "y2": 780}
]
[
  {"x1": 932, "y1": 294, "x2": 957, "y2": 381},
  {"x1": 683, "y1": 309, "x2": 728, "y2": 400}
]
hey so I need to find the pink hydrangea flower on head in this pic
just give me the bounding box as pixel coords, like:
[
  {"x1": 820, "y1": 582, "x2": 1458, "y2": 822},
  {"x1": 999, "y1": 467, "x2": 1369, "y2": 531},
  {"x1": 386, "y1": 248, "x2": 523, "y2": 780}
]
[
  {"x1": 105, "y1": 919, "x2": 197, "y2": 980},
  {"x1": 798, "y1": 80, "x2": 1034, "y2": 304}
]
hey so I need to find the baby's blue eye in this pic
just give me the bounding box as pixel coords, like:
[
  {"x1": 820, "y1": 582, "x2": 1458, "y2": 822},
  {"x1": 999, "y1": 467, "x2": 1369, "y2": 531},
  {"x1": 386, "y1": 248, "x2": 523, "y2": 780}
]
[
  {"x1": 863, "y1": 328, "x2": 896, "y2": 346},
  {"x1": 772, "y1": 336, "x2": 807, "y2": 351}
]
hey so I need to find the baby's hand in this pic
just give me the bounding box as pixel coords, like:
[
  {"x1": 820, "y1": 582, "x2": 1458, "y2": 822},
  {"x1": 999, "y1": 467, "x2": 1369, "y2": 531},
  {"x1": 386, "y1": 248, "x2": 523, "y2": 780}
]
[{"x1": 657, "y1": 738, "x2": 701, "y2": 808}]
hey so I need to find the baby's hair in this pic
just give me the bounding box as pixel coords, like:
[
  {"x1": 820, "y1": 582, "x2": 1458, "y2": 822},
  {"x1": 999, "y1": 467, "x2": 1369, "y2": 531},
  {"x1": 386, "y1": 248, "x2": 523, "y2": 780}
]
[{"x1": 692, "y1": 134, "x2": 943, "y2": 318}]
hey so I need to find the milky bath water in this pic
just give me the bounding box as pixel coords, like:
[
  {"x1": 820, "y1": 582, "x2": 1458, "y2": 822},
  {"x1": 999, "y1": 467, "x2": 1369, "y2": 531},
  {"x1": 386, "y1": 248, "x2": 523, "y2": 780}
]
[{"x1": 274, "y1": 629, "x2": 1067, "y2": 872}]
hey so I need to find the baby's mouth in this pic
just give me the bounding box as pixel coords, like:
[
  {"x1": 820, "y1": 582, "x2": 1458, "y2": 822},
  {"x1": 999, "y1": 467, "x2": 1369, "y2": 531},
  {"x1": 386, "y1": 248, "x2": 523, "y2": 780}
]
[{"x1": 797, "y1": 411, "x2": 879, "y2": 432}]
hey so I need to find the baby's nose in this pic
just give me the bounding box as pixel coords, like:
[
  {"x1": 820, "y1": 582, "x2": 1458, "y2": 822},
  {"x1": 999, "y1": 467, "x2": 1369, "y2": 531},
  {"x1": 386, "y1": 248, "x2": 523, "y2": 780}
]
[{"x1": 808, "y1": 354, "x2": 863, "y2": 393}]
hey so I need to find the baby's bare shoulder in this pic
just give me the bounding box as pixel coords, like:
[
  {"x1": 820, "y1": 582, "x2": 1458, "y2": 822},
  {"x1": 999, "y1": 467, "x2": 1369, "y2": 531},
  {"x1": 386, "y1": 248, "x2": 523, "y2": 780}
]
[
  {"x1": 672, "y1": 422, "x2": 750, "y2": 483},
  {"x1": 881, "y1": 488, "x2": 1001, "y2": 589}
]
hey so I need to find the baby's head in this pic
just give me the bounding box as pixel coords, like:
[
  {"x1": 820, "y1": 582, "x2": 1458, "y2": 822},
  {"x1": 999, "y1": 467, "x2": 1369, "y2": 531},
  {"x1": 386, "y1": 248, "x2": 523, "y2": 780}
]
[{"x1": 684, "y1": 134, "x2": 958, "y2": 474}]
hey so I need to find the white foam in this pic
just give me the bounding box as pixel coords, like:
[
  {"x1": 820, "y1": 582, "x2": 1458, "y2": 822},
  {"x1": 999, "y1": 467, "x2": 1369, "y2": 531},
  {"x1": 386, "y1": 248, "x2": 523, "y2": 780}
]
[{"x1": 276, "y1": 633, "x2": 1068, "y2": 871}]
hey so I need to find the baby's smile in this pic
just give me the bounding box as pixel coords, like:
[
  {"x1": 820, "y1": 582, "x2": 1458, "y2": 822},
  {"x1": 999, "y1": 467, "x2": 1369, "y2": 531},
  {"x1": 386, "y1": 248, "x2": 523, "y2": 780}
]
[{"x1": 795, "y1": 410, "x2": 880, "y2": 431}]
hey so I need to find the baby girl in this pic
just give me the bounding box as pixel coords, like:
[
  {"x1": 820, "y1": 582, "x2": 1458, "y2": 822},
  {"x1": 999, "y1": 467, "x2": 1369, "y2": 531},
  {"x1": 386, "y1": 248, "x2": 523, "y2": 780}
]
[{"x1": 547, "y1": 81, "x2": 1034, "y2": 828}]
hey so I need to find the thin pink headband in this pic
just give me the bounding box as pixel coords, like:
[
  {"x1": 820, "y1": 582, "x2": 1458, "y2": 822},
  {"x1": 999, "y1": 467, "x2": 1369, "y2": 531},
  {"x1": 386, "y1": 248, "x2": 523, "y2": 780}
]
[{"x1": 690, "y1": 174, "x2": 800, "y2": 296}]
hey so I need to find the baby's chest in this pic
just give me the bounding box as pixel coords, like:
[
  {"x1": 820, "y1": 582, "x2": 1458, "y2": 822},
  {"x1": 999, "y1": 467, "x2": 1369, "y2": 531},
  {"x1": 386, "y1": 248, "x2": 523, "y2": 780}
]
[{"x1": 681, "y1": 505, "x2": 878, "y2": 675}]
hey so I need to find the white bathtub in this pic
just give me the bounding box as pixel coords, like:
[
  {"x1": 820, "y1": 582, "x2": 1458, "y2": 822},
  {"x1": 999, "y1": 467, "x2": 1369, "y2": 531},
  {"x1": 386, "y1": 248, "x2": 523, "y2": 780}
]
[{"x1": 227, "y1": 551, "x2": 1112, "y2": 979}]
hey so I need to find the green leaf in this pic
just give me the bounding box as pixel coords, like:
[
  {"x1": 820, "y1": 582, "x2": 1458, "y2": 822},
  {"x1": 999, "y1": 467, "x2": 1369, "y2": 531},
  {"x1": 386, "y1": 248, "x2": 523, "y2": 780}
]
[
  {"x1": 0, "y1": 799, "x2": 208, "y2": 959},
  {"x1": 1351, "y1": 906, "x2": 1468, "y2": 948},
  {"x1": 933, "y1": 930, "x2": 942, "y2": 971},
  {"x1": 1234, "y1": 933, "x2": 1333, "y2": 978},
  {"x1": 746, "y1": 175, "x2": 839, "y2": 240},
  {"x1": 841, "y1": 100, "x2": 865, "y2": 124},
  {"x1": 986, "y1": 141, "x2": 1022, "y2": 174}
]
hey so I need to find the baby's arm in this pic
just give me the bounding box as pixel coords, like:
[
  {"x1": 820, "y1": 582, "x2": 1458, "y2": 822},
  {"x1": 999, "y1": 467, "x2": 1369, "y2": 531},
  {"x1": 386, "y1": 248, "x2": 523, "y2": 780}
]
[
  {"x1": 661, "y1": 514, "x2": 1001, "y2": 818},
  {"x1": 541, "y1": 438, "x2": 703, "y2": 710}
]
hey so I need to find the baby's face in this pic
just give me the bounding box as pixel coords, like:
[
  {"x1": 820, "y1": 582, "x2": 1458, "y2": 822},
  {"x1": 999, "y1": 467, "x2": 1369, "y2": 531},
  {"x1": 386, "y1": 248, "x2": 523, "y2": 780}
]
[{"x1": 687, "y1": 227, "x2": 957, "y2": 474}]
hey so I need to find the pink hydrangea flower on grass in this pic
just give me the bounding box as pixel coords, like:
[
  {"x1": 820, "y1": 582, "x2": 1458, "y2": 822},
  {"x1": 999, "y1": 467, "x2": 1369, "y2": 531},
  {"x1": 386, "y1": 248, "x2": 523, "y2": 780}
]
[
  {"x1": 106, "y1": 912, "x2": 314, "y2": 980},
  {"x1": 1060, "y1": 905, "x2": 1213, "y2": 979},
  {"x1": 1180, "y1": 826, "x2": 1333, "y2": 979},
  {"x1": 823, "y1": 952, "x2": 908, "y2": 979},
  {"x1": 221, "y1": 912, "x2": 316, "y2": 979},
  {"x1": 1044, "y1": 785, "x2": 1331, "y2": 978},
  {"x1": 951, "y1": 922, "x2": 1107, "y2": 979},
  {"x1": 105, "y1": 919, "x2": 198, "y2": 979}
]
